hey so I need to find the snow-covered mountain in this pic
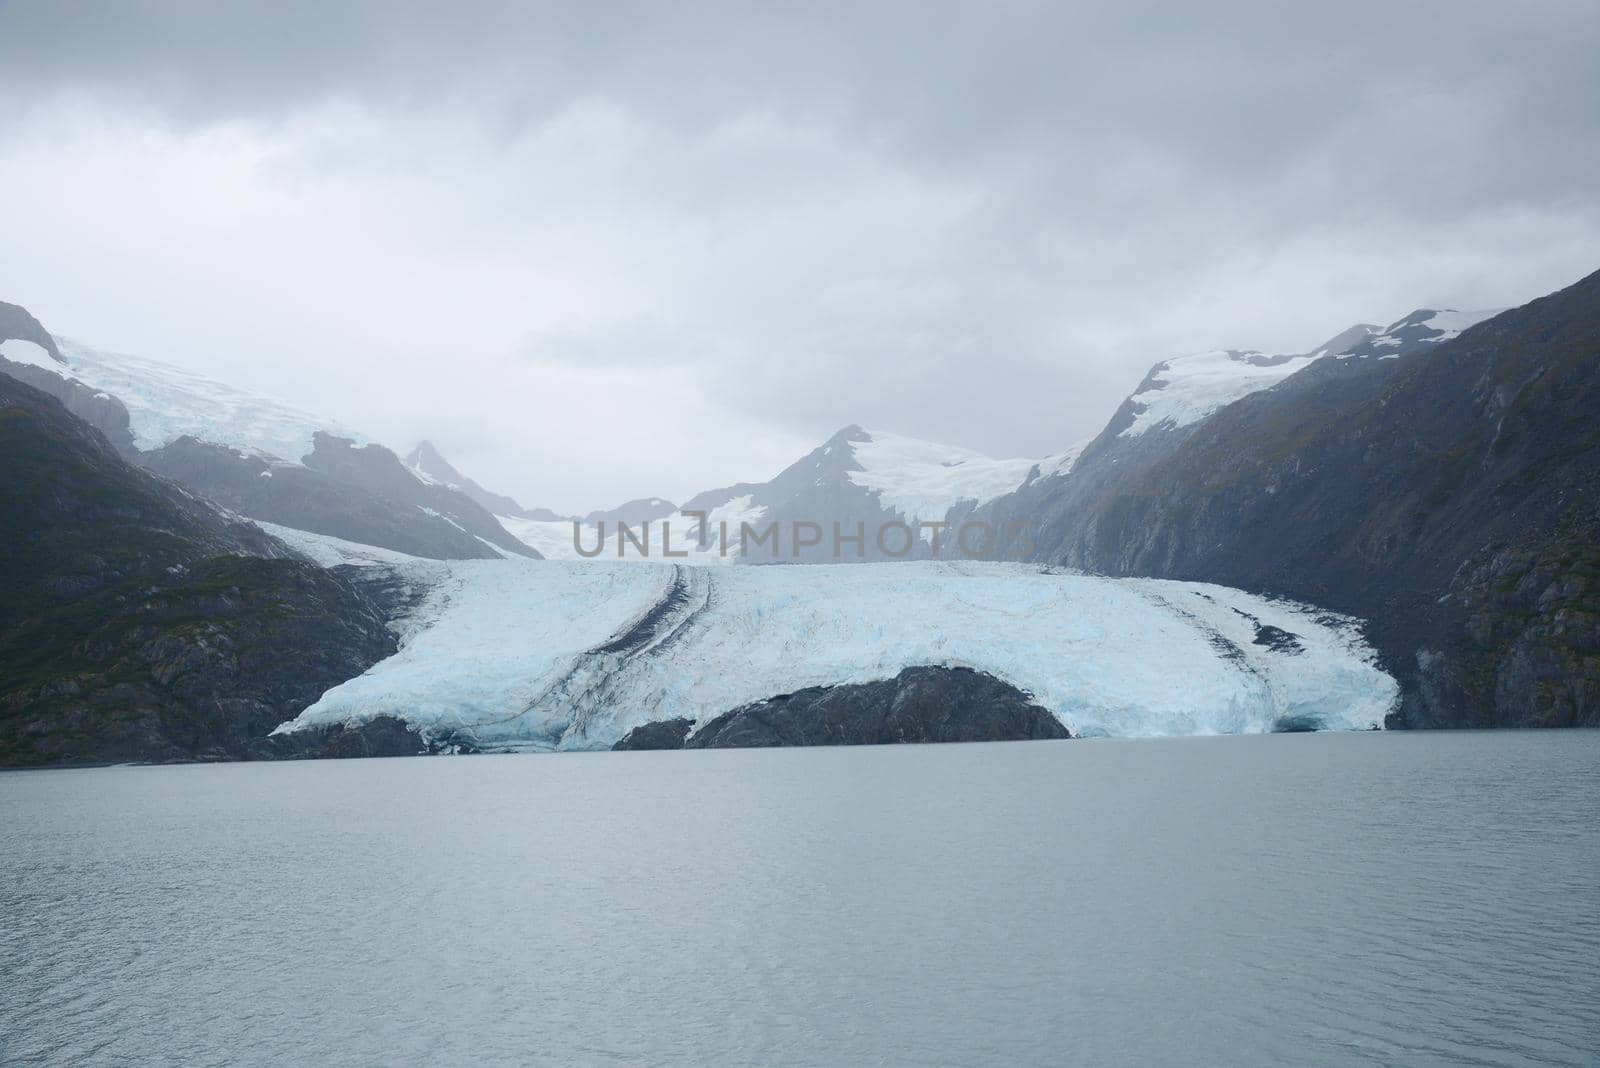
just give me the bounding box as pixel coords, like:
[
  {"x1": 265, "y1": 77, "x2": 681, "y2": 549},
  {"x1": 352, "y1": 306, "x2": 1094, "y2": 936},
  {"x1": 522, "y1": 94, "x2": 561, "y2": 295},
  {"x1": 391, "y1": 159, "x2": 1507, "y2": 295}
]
[
  {"x1": 496, "y1": 425, "x2": 1052, "y2": 563},
  {"x1": 6, "y1": 293, "x2": 1505, "y2": 571},
  {"x1": 1110, "y1": 310, "x2": 1498, "y2": 442},
  {"x1": 477, "y1": 308, "x2": 1504, "y2": 566},
  {"x1": 1332, "y1": 308, "x2": 1504, "y2": 360},
  {"x1": 269, "y1": 525, "x2": 1397, "y2": 750},
  {"x1": 52, "y1": 338, "x2": 368, "y2": 461},
  {"x1": 0, "y1": 307, "x2": 536, "y2": 560},
  {"x1": 1016, "y1": 275, "x2": 1600, "y2": 731},
  {"x1": 1115, "y1": 348, "x2": 1330, "y2": 439},
  {"x1": 675, "y1": 424, "x2": 1044, "y2": 561},
  {"x1": 968, "y1": 307, "x2": 1507, "y2": 564}
]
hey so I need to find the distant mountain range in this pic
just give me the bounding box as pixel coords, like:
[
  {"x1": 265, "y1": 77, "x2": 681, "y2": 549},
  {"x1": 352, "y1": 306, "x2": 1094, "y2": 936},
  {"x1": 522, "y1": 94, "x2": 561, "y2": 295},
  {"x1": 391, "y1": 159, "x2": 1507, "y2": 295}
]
[
  {"x1": 2, "y1": 273, "x2": 1594, "y2": 763},
  {"x1": 1, "y1": 297, "x2": 1507, "y2": 571},
  {"x1": 425, "y1": 305, "x2": 1503, "y2": 563}
]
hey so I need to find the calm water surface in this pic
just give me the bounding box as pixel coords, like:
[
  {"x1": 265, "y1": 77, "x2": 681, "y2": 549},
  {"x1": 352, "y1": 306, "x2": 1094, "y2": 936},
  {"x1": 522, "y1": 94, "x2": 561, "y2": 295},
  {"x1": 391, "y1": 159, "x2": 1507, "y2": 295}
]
[{"x1": 2, "y1": 731, "x2": 1597, "y2": 1066}]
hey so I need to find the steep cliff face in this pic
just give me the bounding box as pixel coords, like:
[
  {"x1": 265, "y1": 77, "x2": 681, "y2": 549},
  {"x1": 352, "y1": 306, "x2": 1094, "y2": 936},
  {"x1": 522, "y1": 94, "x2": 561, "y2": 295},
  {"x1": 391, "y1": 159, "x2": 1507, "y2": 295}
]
[
  {"x1": 1032, "y1": 270, "x2": 1600, "y2": 728},
  {"x1": 302, "y1": 432, "x2": 540, "y2": 558},
  {"x1": 0, "y1": 371, "x2": 401, "y2": 766},
  {"x1": 405, "y1": 439, "x2": 570, "y2": 522}
]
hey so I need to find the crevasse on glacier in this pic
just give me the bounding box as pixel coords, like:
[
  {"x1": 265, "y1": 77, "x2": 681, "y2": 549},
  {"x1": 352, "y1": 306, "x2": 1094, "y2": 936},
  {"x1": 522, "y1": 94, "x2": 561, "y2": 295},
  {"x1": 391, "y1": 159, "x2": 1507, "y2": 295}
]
[{"x1": 269, "y1": 525, "x2": 1399, "y2": 750}]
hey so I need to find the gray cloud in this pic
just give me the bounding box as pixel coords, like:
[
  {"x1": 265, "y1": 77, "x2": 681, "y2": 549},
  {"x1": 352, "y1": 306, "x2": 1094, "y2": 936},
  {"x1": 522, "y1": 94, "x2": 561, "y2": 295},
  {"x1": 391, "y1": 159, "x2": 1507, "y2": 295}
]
[{"x1": 0, "y1": 2, "x2": 1596, "y2": 510}]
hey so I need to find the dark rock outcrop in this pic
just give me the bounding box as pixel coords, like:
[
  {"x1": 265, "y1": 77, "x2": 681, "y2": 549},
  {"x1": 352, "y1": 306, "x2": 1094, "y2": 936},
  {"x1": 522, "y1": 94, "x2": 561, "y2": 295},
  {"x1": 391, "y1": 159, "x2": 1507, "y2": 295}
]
[
  {"x1": 0, "y1": 300, "x2": 62, "y2": 361},
  {"x1": 612, "y1": 717, "x2": 695, "y2": 750},
  {"x1": 0, "y1": 370, "x2": 399, "y2": 766},
  {"x1": 614, "y1": 666, "x2": 1071, "y2": 750},
  {"x1": 1, "y1": 300, "x2": 137, "y2": 452},
  {"x1": 582, "y1": 496, "x2": 679, "y2": 527}
]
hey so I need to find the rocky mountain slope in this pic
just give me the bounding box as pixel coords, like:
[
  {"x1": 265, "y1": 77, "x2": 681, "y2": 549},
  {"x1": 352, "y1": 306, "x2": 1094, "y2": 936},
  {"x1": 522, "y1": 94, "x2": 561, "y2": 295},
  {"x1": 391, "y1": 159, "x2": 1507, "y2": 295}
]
[
  {"x1": 1019, "y1": 273, "x2": 1599, "y2": 728},
  {"x1": 141, "y1": 436, "x2": 515, "y2": 560},
  {"x1": 0, "y1": 370, "x2": 413, "y2": 765},
  {"x1": 405, "y1": 439, "x2": 569, "y2": 521},
  {"x1": 298, "y1": 432, "x2": 538, "y2": 558}
]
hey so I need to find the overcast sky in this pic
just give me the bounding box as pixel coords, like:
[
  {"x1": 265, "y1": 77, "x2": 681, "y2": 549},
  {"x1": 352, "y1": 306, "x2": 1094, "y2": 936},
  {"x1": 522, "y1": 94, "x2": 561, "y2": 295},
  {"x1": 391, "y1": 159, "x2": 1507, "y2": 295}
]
[{"x1": 2, "y1": 2, "x2": 1597, "y2": 511}]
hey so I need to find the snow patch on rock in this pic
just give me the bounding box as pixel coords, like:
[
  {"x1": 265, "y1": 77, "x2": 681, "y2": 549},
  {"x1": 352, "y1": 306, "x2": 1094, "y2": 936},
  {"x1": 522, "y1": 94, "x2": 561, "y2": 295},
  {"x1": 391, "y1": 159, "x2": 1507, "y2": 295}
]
[{"x1": 0, "y1": 338, "x2": 63, "y2": 373}]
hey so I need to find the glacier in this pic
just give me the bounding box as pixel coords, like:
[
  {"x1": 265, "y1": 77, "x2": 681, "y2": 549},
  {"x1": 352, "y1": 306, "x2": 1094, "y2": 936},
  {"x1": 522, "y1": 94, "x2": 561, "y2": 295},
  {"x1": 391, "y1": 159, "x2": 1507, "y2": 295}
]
[{"x1": 268, "y1": 526, "x2": 1399, "y2": 751}]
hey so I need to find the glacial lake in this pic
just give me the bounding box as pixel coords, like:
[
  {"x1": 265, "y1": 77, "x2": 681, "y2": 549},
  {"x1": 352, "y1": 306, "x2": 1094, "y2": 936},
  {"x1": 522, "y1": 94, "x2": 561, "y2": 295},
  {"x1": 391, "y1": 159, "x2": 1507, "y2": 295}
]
[{"x1": 2, "y1": 731, "x2": 1597, "y2": 1066}]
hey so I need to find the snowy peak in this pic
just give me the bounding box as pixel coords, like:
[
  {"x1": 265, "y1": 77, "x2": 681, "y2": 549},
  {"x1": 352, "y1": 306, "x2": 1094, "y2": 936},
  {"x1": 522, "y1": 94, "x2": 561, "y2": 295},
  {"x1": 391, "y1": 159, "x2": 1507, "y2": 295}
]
[
  {"x1": 842, "y1": 427, "x2": 1039, "y2": 521},
  {"x1": 1118, "y1": 348, "x2": 1324, "y2": 438},
  {"x1": 48, "y1": 337, "x2": 364, "y2": 461},
  {"x1": 4, "y1": 302, "x2": 372, "y2": 464},
  {"x1": 510, "y1": 424, "x2": 1045, "y2": 563},
  {"x1": 1116, "y1": 306, "x2": 1504, "y2": 439},
  {"x1": 1334, "y1": 308, "x2": 1504, "y2": 360},
  {"x1": 738, "y1": 422, "x2": 1039, "y2": 530},
  {"x1": 1309, "y1": 323, "x2": 1382, "y2": 357},
  {"x1": 403, "y1": 439, "x2": 458, "y2": 488},
  {"x1": 1, "y1": 314, "x2": 540, "y2": 561}
]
